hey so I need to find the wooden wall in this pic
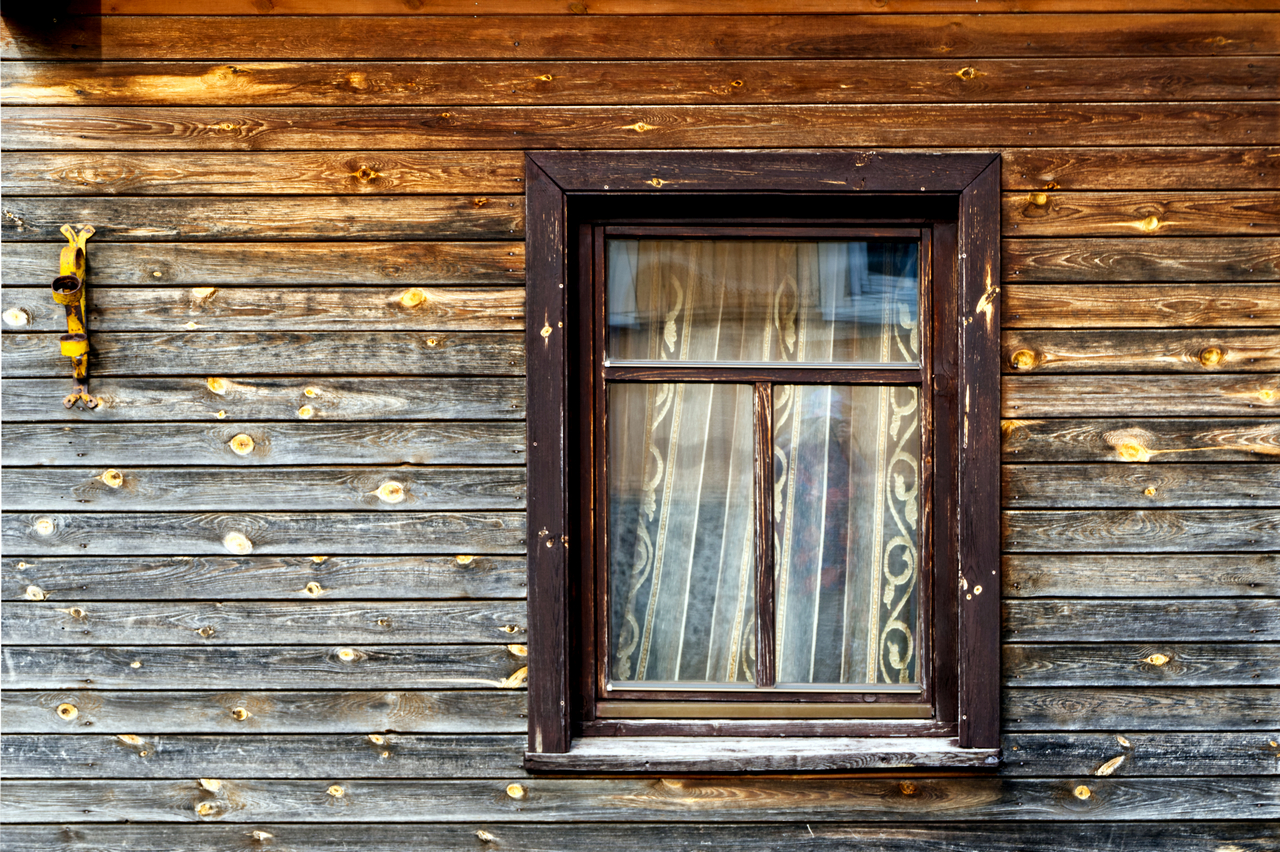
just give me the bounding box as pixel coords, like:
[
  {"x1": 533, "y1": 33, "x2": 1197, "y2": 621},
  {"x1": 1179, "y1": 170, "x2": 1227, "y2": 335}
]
[{"x1": 2, "y1": 4, "x2": 1277, "y2": 850}]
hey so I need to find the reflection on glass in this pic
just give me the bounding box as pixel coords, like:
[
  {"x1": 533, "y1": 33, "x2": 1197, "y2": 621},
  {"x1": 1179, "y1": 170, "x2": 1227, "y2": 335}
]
[
  {"x1": 607, "y1": 239, "x2": 920, "y2": 366},
  {"x1": 773, "y1": 385, "x2": 921, "y2": 687}
]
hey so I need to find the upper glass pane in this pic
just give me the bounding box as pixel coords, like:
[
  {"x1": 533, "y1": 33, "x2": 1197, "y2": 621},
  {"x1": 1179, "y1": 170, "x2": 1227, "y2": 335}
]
[{"x1": 607, "y1": 239, "x2": 920, "y2": 366}]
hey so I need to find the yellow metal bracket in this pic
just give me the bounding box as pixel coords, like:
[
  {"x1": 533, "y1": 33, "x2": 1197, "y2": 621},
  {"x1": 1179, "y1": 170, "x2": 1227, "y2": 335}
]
[{"x1": 51, "y1": 224, "x2": 97, "y2": 409}]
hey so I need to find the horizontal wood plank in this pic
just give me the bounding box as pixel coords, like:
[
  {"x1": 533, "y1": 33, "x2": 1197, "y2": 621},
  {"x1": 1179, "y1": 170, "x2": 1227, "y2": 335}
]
[
  {"x1": 1, "y1": 689, "x2": 528, "y2": 734},
  {"x1": 1004, "y1": 284, "x2": 1280, "y2": 328},
  {"x1": 0, "y1": 196, "x2": 523, "y2": 241},
  {"x1": 1003, "y1": 463, "x2": 1280, "y2": 507},
  {"x1": 1006, "y1": 687, "x2": 1280, "y2": 731},
  {"x1": 3, "y1": 601, "x2": 528, "y2": 645},
  {"x1": 1003, "y1": 147, "x2": 1280, "y2": 191},
  {"x1": 1003, "y1": 191, "x2": 1280, "y2": 237},
  {"x1": 1003, "y1": 508, "x2": 1280, "y2": 552},
  {"x1": 5, "y1": 15, "x2": 1273, "y2": 61},
  {"x1": 2, "y1": 555, "x2": 527, "y2": 602},
  {"x1": 1003, "y1": 599, "x2": 1280, "y2": 642},
  {"x1": 1001, "y1": 417, "x2": 1280, "y2": 463},
  {"x1": 1, "y1": 331, "x2": 526, "y2": 378},
  {"x1": 0, "y1": 242, "x2": 524, "y2": 286},
  {"x1": 1, "y1": 511, "x2": 527, "y2": 556},
  {"x1": 1004, "y1": 554, "x2": 1280, "y2": 598},
  {"x1": 1004, "y1": 643, "x2": 1280, "y2": 687},
  {"x1": 4, "y1": 58, "x2": 1269, "y2": 107},
  {"x1": 1, "y1": 377, "x2": 526, "y2": 421},
  {"x1": 1003, "y1": 375, "x2": 1280, "y2": 417},
  {"x1": 1, "y1": 645, "x2": 529, "y2": 690},
  {"x1": 1003, "y1": 238, "x2": 1280, "y2": 283},
  {"x1": 1, "y1": 777, "x2": 1274, "y2": 822},
  {"x1": 56, "y1": 0, "x2": 1280, "y2": 12},
  {"x1": 1002, "y1": 329, "x2": 1280, "y2": 373},
  {"x1": 1000, "y1": 732, "x2": 1280, "y2": 777}
]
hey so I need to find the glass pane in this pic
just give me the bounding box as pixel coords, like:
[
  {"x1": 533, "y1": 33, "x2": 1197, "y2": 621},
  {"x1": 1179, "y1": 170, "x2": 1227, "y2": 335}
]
[
  {"x1": 608, "y1": 382, "x2": 757, "y2": 687},
  {"x1": 773, "y1": 385, "x2": 921, "y2": 687},
  {"x1": 607, "y1": 239, "x2": 920, "y2": 366}
]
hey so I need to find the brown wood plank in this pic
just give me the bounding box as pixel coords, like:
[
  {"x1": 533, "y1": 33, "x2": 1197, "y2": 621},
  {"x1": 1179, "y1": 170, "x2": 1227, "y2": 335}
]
[
  {"x1": 1004, "y1": 191, "x2": 1280, "y2": 237},
  {"x1": 2, "y1": 555, "x2": 527, "y2": 602},
  {"x1": 1004, "y1": 284, "x2": 1280, "y2": 328},
  {"x1": 1004, "y1": 554, "x2": 1280, "y2": 598},
  {"x1": 1, "y1": 287, "x2": 525, "y2": 333},
  {"x1": 0, "y1": 689, "x2": 528, "y2": 734},
  {"x1": 1006, "y1": 687, "x2": 1280, "y2": 731},
  {"x1": 1003, "y1": 375, "x2": 1280, "y2": 418},
  {"x1": 1003, "y1": 147, "x2": 1280, "y2": 191},
  {"x1": 0, "y1": 197, "x2": 523, "y2": 241},
  {"x1": 1004, "y1": 508, "x2": 1280, "y2": 552},
  {"x1": 0, "y1": 422, "x2": 526, "y2": 466},
  {"x1": 1000, "y1": 732, "x2": 1280, "y2": 777},
  {"x1": 4, "y1": 58, "x2": 1269, "y2": 107},
  {"x1": 3, "y1": 601, "x2": 527, "y2": 645},
  {"x1": 1003, "y1": 464, "x2": 1279, "y2": 508},
  {"x1": 1, "y1": 511, "x2": 527, "y2": 556},
  {"x1": 1, "y1": 377, "x2": 526, "y2": 421},
  {"x1": 1002, "y1": 330, "x2": 1280, "y2": 373},
  {"x1": 1, "y1": 331, "x2": 526, "y2": 378},
  {"x1": 1001, "y1": 417, "x2": 1280, "y2": 464},
  {"x1": 1003, "y1": 600, "x2": 1280, "y2": 642},
  {"x1": 1004, "y1": 643, "x2": 1280, "y2": 687},
  {"x1": 0, "y1": 242, "x2": 524, "y2": 286},
  {"x1": 2, "y1": 777, "x2": 1275, "y2": 823},
  {"x1": 5, "y1": 15, "x2": 1274, "y2": 61},
  {"x1": 3, "y1": 104, "x2": 1273, "y2": 151},
  {"x1": 1, "y1": 645, "x2": 529, "y2": 690},
  {"x1": 1004, "y1": 238, "x2": 1280, "y2": 283}
]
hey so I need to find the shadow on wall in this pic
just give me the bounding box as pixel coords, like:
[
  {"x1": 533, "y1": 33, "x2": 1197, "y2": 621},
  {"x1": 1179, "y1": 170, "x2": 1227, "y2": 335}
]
[{"x1": 3, "y1": 4, "x2": 101, "y2": 62}]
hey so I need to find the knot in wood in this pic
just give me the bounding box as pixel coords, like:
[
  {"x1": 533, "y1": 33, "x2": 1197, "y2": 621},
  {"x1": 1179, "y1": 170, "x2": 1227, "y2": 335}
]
[
  {"x1": 1028, "y1": 192, "x2": 1048, "y2": 206},
  {"x1": 399, "y1": 288, "x2": 427, "y2": 308},
  {"x1": 33, "y1": 517, "x2": 55, "y2": 536},
  {"x1": 327, "y1": 784, "x2": 345, "y2": 798},
  {"x1": 1198, "y1": 347, "x2": 1223, "y2": 367},
  {"x1": 1142, "y1": 652, "x2": 1170, "y2": 666},
  {"x1": 99, "y1": 469, "x2": 124, "y2": 488},
  {"x1": 297, "y1": 405, "x2": 315, "y2": 419},
  {"x1": 3, "y1": 307, "x2": 30, "y2": 327},
  {"x1": 231, "y1": 707, "x2": 251, "y2": 721},
  {"x1": 1009, "y1": 349, "x2": 1037, "y2": 370},
  {"x1": 223, "y1": 532, "x2": 254, "y2": 555},
  {"x1": 898, "y1": 781, "x2": 917, "y2": 796},
  {"x1": 207, "y1": 377, "x2": 228, "y2": 395},
  {"x1": 377, "y1": 481, "x2": 406, "y2": 503},
  {"x1": 198, "y1": 778, "x2": 222, "y2": 793},
  {"x1": 24, "y1": 585, "x2": 47, "y2": 601},
  {"x1": 56, "y1": 702, "x2": 79, "y2": 720},
  {"x1": 229, "y1": 434, "x2": 255, "y2": 455},
  {"x1": 456, "y1": 554, "x2": 474, "y2": 564},
  {"x1": 506, "y1": 783, "x2": 527, "y2": 800},
  {"x1": 251, "y1": 831, "x2": 274, "y2": 842},
  {"x1": 954, "y1": 66, "x2": 982, "y2": 81},
  {"x1": 1073, "y1": 784, "x2": 1092, "y2": 800},
  {"x1": 304, "y1": 581, "x2": 326, "y2": 597},
  {"x1": 195, "y1": 802, "x2": 219, "y2": 817},
  {"x1": 352, "y1": 166, "x2": 380, "y2": 183},
  {"x1": 335, "y1": 647, "x2": 360, "y2": 663}
]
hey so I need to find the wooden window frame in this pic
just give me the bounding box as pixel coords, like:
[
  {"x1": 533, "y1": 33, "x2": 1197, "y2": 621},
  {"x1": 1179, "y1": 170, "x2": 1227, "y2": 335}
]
[{"x1": 525, "y1": 151, "x2": 1001, "y2": 772}]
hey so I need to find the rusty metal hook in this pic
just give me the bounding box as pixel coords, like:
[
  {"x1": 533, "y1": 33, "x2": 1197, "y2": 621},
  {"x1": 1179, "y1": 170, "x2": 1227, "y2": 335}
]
[{"x1": 52, "y1": 224, "x2": 97, "y2": 409}]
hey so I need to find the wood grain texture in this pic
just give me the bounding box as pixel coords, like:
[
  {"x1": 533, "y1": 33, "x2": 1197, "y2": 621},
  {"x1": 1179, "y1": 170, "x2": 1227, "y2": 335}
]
[
  {"x1": 1003, "y1": 284, "x2": 1280, "y2": 328},
  {"x1": 1003, "y1": 509, "x2": 1280, "y2": 552},
  {"x1": 1, "y1": 511, "x2": 527, "y2": 556},
  {"x1": 1, "y1": 689, "x2": 528, "y2": 734},
  {"x1": 1, "y1": 645, "x2": 529, "y2": 690},
  {"x1": 1002, "y1": 330, "x2": 1280, "y2": 373},
  {"x1": 1000, "y1": 732, "x2": 1280, "y2": 777},
  {"x1": 1003, "y1": 191, "x2": 1280, "y2": 237},
  {"x1": 0, "y1": 422, "x2": 525, "y2": 467},
  {"x1": 1004, "y1": 643, "x2": 1280, "y2": 687},
  {"x1": 5, "y1": 15, "x2": 1273, "y2": 61},
  {"x1": 4, "y1": 104, "x2": 1273, "y2": 151},
  {"x1": 1001, "y1": 418, "x2": 1280, "y2": 464},
  {"x1": 2, "y1": 777, "x2": 1275, "y2": 823},
  {"x1": 1003, "y1": 375, "x2": 1280, "y2": 417},
  {"x1": 1004, "y1": 554, "x2": 1280, "y2": 598},
  {"x1": 1, "y1": 377, "x2": 525, "y2": 421},
  {"x1": 1003, "y1": 238, "x2": 1280, "y2": 283},
  {"x1": 1, "y1": 331, "x2": 526, "y2": 378},
  {"x1": 2, "y1": 554, "x2": 527, "y2": 601},
  {"x1": 0, "y1": 196, "x2": 523, "y2": 241},
  {"x1": 1003, "y1": 463, "x2": 1280, "y2": 507},
  {"x1": 3, "y1": 600, "x2": 528, "y2": 645},
  {"x1": 0, "y1": 151, "x2": 526, "y2": 195},
  {"x1": 1006, "y1": 687, "x2": 1280, "y2": 731},
  {"x1": 1004, "y1": 147, "x2": 1280, "y2": 191},
  {"x1": 4, "y1": 58, "x2": 1270, "y2": 107},
  {"x1": 0, "y1": 242, "x2": 524, "y2": 286},
  {"x1": 1003, "y1": 599, "x2": 1280, "y2": 642}
]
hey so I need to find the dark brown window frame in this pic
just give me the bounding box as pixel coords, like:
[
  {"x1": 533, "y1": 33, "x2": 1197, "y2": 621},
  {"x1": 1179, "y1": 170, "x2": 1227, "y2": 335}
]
[{"x1": 525, "y1": 150, "x2": 1001, "y2": 772}]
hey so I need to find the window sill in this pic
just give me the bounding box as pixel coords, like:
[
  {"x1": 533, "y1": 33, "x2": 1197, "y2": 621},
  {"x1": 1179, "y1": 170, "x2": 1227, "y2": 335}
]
[{"x1": 525, "y1": 737, "x2": 1001, "y2": 773}]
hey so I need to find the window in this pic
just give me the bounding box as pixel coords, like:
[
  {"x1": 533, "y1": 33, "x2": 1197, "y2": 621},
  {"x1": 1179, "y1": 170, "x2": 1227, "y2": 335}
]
[{"x1": 525, "y1": 152, "x2": 1001, "y2": 771}]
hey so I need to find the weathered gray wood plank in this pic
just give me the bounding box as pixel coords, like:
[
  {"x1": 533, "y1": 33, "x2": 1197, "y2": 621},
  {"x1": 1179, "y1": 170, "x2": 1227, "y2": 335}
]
[
  {"x1": 1002, "y1": 147, "x2": 1280, "y2": 191},
  {"x1": 1003, "y1": 464, "x2": 1279, "y2": 508},
  {"x1": 0, "y1": 196, "x2": 522, "y2": 242},
  {"x1": 1, "y1": 331, "x2": 525, "y2": 378},
  {"x1": 1, "y1": 377, "x2": 525, "y2": 421},
  {"x1": 1002, "y1": 330, "x2": 1280, "y2": 373},
  {"x1": 1004, "y1": 554, "x2": 1280, "y2": 598},
  {"x1": 1, "y1": 689, "x2": 528, "y2": 734},
  {"x1": 1001, "y1": 418, "x2": 1280, "y2": 463},
  {"x1": 2, "y1": 467, "x2": 525, "y2": 512},
  {"x1": 1, "y1": 286, "x2": 525, "y2": 332},
  {"x1": 1001, "y1": 732, "x2": 1280, "y2": 777},
  {"x1": 1003, "y1": 509, "x2": 1280, "y2": 552},
  {"x1": 2, "y1": 601, "x2": 527, "y2": 645},
  {"x1": 1, "y1": 511, "x2": 526, "y2": 556},
  {"x1": 1003, "y1": 599, "x2": 1280, "y2": 642},
  {"x1": 1004, "y1": 643, "x2": 1280, "y2": 687},
  {"x1": 2, "y1": 554, "x2": 527, "y2": 601},
  {"x1": 1, "y1": 645, "x2": 529, "y2": 690},
  {"x1": 1003, "y1": 190, "x2": 1280, "y2": 237},
  {"x1": 1004, "y1": 284, "x2": 1280, "y2": 328},
  {"x1": 1003, "y1": 238, "x2": 1280, "y2": 282},
  {"x1": 1003, "y1": 375, "x2": 1280, "y2": 418},
  {"x1": 2, "y1": 777, "x2": 1275, "y2": 823},
  {"x1": 0, "y1": 242, "x2": 524, "y2": 286},
  {"x1": 1005, "y1": 687, "x2": 1280, "y2": 731}
]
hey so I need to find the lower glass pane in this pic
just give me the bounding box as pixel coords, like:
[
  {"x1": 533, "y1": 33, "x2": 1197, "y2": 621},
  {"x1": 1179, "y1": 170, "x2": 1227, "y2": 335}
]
[{"x1": 773, "y1": 385, "x2": 921, "y2": 687}]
